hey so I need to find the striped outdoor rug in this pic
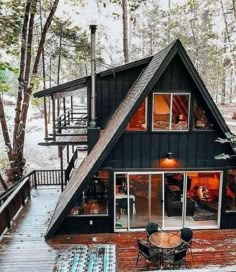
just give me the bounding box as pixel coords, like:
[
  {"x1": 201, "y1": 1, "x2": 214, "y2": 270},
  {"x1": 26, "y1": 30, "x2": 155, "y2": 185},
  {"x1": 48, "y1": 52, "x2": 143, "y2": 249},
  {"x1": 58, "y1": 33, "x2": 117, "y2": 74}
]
[{"x1": 53, "y1": 244, "x2": 116, "y2": 272}]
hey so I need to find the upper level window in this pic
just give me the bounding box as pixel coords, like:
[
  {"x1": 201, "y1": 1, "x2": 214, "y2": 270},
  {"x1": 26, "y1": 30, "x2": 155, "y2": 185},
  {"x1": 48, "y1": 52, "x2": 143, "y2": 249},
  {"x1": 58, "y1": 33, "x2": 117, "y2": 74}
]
[
  {"x1": 126, "y1": 99, "x2": 147, "y2": 131},
  {"x1": 152, "y1": 93, "x2": 190, "y2": 131},
  {"x1": 193, "y1": 100, "x2": 214, "y2": 130}
]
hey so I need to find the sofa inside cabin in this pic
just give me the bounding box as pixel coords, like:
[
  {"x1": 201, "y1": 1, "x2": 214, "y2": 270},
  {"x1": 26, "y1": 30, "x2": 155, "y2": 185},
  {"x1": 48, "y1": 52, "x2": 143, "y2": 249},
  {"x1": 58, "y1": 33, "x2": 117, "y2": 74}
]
[{"x1": 164, "y1": 173, "x2": 219, "y2": 218}]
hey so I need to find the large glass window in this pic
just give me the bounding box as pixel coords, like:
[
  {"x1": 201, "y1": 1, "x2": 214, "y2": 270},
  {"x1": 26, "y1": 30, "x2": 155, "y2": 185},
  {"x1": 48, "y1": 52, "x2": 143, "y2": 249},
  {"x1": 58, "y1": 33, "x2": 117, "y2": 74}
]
[
  {"x1": 152, "y1": 93, "x2": 189, "y2": 131},
  {"x1": 226, "y1": 169, "x2": 236, "y2": 211},
  {"x1": 187, "y1": 171, "x2": 220, "y2": 226},
  {"x1": 126, "y1": 99, "x2": 147, "y2": 131},
  {"x1": 70, "y1": 170, "x2": 109, "y2": 216}
]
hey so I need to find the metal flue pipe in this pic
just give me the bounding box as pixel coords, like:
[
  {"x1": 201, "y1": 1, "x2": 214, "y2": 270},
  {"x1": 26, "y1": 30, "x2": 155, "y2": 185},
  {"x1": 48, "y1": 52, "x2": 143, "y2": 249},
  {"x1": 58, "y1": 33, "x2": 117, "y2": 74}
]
[{"x1": 89, "y1": 24, "x2": 97, "y2": 127}]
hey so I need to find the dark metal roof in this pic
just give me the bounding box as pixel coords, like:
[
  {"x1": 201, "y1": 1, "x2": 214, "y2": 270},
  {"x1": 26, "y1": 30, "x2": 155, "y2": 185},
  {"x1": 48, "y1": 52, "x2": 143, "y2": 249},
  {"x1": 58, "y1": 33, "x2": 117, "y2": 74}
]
[
  {"x1": 33, "y1": 56, "x2": 153, "y2": 98},
  {"x1": 33, "y1": 77, "x2": 87, "y2": 98},
  {"x1": 45, "y1": 39, "x2": 231, "y2": 238}
]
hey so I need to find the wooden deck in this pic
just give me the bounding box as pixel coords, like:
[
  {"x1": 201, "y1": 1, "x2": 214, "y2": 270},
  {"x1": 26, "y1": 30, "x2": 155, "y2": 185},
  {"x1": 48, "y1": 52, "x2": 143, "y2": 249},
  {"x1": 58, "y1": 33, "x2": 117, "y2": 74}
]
[{"x1": 1, "y1": 187, "x2": 236, "y2": 271}]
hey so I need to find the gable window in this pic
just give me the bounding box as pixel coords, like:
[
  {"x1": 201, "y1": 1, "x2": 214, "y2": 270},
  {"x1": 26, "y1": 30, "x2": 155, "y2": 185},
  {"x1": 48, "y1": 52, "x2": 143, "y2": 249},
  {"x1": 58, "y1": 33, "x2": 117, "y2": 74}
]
[
  {"x1": 126, "y1": 99, "x2": 147, "y2": 131},
  {"x1": 193, "y1": 100, "x2": 214, "y2": 130},
  {"x1": 152, "y1": 93, "x2": 190, "y2": 131}
]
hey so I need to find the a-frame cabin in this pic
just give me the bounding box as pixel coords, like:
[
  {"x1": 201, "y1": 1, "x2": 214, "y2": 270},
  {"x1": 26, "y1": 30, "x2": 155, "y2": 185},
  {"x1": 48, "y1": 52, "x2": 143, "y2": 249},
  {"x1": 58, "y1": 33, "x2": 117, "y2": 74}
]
[{"x1": 34, "y1": 39, "x2": 236, "y2": 239}]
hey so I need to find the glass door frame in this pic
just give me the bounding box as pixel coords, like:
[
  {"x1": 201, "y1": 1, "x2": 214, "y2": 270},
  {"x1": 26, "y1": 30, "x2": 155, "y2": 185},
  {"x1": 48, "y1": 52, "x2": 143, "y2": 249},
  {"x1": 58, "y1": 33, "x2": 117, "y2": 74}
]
[
  {"x1": 114, "y1": 170, "x2": 223, "y2": 232},
  {"x1": 185, "y1": 170, "x2": 222, "y2": 230},
  {"x1": 114, "y1": 171, "x2": 165, "y2": 232}
]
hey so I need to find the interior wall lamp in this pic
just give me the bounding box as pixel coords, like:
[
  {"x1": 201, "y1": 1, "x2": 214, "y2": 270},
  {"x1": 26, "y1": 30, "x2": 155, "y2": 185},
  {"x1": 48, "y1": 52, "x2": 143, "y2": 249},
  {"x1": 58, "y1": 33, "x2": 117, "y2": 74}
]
[{"x1": 167, "y1": 152, "x2": 173, "y2": 159}]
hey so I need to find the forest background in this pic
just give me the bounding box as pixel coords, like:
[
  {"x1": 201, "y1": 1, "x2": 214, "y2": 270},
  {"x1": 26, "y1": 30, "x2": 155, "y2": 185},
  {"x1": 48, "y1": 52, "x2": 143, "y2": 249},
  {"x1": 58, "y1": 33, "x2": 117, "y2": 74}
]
[{"x1": 0, "y1": 0, "x2": 236, "y2": 190}]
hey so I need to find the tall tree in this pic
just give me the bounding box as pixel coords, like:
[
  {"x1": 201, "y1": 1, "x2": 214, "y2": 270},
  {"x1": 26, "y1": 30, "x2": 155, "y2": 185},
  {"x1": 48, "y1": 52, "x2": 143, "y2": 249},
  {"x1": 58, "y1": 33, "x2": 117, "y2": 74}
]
[
  {"x1": 122, "y1": 0, "x2": 129, "y2": 63},
  {"x1": 0, "y1": 0, "x2": 60, "y2": 183}
]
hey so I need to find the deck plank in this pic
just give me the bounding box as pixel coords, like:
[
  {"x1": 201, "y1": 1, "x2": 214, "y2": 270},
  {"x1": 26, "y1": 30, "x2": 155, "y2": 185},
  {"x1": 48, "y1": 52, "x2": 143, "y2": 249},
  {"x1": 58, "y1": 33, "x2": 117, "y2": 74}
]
[{"x1": 1, "y1": 186, "x2": 236, "y2": 271}]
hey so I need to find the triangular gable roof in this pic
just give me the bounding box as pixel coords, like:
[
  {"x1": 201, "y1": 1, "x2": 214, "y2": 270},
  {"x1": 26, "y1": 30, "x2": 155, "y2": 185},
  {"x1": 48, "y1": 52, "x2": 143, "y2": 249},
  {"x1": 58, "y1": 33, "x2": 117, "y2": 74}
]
[{"x1": 45, "y1": 39, "x2": 230, "y2": 238}]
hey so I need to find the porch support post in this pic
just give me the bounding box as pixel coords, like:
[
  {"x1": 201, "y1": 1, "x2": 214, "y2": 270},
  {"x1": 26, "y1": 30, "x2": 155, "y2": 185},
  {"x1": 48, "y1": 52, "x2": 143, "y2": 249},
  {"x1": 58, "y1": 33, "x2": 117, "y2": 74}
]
[
  {"x1": 71, "y1": 96, "x2": 73, "y2": 122},
  {"x1": 63, "y1": 97, "x2": 66, "y2": 126},
  {"x1": 67, "y1": 145, "x2": 69, "y2": 163},
  {"x1": 52, "y1": 95, "x2": 56, "y2": 141},
  {"x1": 59, "y1": 146, "x2": 64, "y2": 192}
]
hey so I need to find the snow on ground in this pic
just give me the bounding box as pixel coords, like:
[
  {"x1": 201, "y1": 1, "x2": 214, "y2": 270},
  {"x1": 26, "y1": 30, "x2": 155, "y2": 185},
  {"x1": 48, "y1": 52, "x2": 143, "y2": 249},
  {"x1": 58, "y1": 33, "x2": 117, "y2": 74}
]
[
  {"x1": 24, "y1": 115, "x2": 61, "y2": 171},
  {"x1": 217, "y1": 103, "x2": 236, "y2": 135},
  {"x1": 0, "y1": 95, "x2": 86, "y2": 181}
]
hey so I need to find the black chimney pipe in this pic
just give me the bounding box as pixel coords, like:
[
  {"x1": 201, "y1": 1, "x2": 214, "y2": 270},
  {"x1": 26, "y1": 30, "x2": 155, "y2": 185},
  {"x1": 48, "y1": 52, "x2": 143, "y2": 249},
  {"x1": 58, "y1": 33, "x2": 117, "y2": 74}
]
[{"x1": 89, "y1": 24, "x2": 97, "y2": 128}]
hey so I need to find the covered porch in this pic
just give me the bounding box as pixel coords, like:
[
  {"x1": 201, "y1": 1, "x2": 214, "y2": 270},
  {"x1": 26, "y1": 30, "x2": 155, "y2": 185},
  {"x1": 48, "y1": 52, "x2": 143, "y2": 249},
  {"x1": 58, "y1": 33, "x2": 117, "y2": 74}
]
[{"x1": 0, "y1": 186, "x2": 236, "y2": 271}]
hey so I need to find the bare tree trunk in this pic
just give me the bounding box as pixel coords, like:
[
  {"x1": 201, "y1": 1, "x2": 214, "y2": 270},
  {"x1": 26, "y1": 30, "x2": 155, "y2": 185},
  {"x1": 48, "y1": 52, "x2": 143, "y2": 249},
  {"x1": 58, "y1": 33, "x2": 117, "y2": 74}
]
[
  {"x1": 12, "y1": 0, "x2": 38, "y2": 179},
  {"x1": 232, "y1": 0, "x2": 236, "y2": 21},
  {"x1": 221, "y1": 0, "x2": 231, "y2": 43},
  {"x1": 122, "y1": 0, "x2": 129, "y2": 63},
  {"x1": 0, "y1": 173, "x2": 8, "y2": 191},
  {"x1": 168, "y1": 0, "x2": 171, "y2": 42},
  {"x1": 221, "y1": 33, "x2": 227, "y2": 105},
  {"x1": 0, "y1": 95, "x2": 12, "y2": 162},
  {"x1": 13, "y1": 0, "x2": 31, "y2": 150},
  {"x1": 40, "y1": 0, "x2": 48, "y2": 138},
  {"x1": 230, "y1": 68, "x2": 233, "y2": 103},
  {"x1": 57, "y1": 34, "x2": 62, "y2": 116},
  {"x1": 11, "y1": 0, "x2": 60, "y2": 181}
]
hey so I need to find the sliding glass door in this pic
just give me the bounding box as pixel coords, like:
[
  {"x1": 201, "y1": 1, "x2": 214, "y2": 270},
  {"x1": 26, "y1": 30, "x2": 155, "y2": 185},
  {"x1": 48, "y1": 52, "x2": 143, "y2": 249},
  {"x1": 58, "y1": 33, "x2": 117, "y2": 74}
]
[
  {"x1": 163, "y1": 172, "x2": 185, "y2": 229},
  {"x1": 114, "y1": 173, "x2": 163, "y2": 231},
  {"x1": 114, "y1": 171, "x2": 221, "y2": 231},
  {"x1": 185, "y1": 171, "x2": 221, "y2": 228}
]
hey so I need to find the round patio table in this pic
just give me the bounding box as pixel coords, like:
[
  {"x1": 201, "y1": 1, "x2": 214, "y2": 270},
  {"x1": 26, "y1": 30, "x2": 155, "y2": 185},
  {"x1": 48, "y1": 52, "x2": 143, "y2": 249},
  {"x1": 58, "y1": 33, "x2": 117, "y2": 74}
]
[
  {"x1": 149, "y1": 232, "x2": 182, "y2": 249},
  {"x1": 149, "y1": 232, "x2": 182, "y2": 269}
]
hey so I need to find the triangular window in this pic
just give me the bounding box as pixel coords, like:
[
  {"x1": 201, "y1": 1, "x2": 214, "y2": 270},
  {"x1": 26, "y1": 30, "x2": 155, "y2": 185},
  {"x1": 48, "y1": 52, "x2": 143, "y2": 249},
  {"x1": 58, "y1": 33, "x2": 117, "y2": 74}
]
[
  {"x1": 193, "y1": 100, "x2": 214, "y2": 130},
  {"x1": 126, "y1": 99, "x2": 147, "y2": 131}
]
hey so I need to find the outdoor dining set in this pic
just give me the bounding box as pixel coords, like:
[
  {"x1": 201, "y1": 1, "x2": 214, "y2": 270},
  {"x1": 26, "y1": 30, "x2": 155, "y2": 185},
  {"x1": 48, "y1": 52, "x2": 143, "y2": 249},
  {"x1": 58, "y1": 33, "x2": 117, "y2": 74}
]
[{"x1": 136, "y1": 223, "x2": 193, "y2": 270}]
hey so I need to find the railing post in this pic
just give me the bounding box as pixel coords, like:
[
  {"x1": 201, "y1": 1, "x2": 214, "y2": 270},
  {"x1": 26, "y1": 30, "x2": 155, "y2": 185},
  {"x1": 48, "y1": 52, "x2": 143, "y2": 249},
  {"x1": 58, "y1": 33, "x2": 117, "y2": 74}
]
[
  {"x1": 71, "y1": 96, "x2": 73, "y2": 122},
  {"x1": 22, "y1": 189, "x2": 25, "y2": 206},
  {"x1": 6, "y1": 207, "x2": 11, "y2": 229},
  {"x1": 27, "y1": 179, "x2": 31, "y2": 200},
  {"x1": 68, "y1": 110, "x2": 70, "y2": 125},
  {"x1": 52, "y1": 96, "x2": 56, "y2": 141},
  {"x1": 34, "y1": 170, "x2": 37, "y2": 189},
  {"x1": 59, "y1": 146, "x2": 64, "y2": 192}
]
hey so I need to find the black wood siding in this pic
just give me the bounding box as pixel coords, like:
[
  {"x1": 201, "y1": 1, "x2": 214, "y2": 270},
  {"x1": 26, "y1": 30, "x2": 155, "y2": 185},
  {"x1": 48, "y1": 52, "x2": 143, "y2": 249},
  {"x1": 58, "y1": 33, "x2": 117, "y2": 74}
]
[
  {"x1": 95, "y1": 65, "x2": 146, "y2": 128},
  {"x1": 100, "y1": 54, "x2": 233, "y2": 170}
]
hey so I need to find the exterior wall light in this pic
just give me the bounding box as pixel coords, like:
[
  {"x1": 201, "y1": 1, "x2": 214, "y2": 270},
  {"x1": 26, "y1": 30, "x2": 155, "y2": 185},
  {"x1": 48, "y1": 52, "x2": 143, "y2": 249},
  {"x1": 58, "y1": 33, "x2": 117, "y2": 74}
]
[{"x1": 167, "y1": 152, "x2": 173, "y2": 160}]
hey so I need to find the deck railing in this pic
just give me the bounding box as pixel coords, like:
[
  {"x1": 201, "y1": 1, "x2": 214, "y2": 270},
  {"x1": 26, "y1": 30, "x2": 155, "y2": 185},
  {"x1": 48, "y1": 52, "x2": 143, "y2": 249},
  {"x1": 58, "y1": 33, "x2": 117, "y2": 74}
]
[
  {"x1": 0, "y1": 149, "x2": 78, "y2": 236},
  {"x1": 30, "y1": 169, "x2": 64, "y2": 188},
  {"x1": 0, "y1": 176, "x2": 31, "y2": 236}
]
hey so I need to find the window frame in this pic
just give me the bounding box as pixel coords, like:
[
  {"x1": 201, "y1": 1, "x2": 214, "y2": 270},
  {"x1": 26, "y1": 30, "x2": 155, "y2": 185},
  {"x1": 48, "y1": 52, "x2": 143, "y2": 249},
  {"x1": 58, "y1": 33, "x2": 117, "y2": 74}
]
[{"x1": 152, "y1": 92, "x2": 191, "y2": 132}]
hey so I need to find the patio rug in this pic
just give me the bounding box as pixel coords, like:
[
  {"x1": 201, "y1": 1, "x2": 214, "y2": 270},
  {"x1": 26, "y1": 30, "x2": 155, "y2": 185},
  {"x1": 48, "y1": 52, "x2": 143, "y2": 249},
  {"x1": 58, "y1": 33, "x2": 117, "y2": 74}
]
[{"x1": 53, "y1": 244, "x2": 116, "y2": 272}]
